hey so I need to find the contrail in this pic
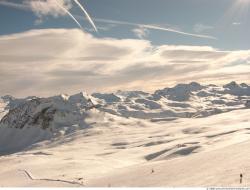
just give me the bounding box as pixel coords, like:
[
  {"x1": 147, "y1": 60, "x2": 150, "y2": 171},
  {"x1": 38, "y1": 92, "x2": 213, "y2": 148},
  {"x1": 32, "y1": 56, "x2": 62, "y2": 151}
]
[
  {"x1": 55, "y1": 0, "x2": 83, "y2": 30},
  {"x1": 90, "y1": 18, "x2": 217, "y2": 40},
  {"x1": 141, "y1": 24, "x2": 217, "y2": 40},
  {"x1": 73, "y1": 0, "x2": 98, "y2": 32},
  {"x1": 0, "y1": 0, "x2": 215, "y2": 39},
  {"x1": 0, "y1": 1, "x2": 29, "y2": 11}
]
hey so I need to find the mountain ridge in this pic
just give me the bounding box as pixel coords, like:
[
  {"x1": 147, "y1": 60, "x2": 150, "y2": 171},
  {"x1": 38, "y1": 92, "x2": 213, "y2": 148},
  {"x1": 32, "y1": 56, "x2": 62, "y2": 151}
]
[
  {"x1": 1, "y1": 81, "x2": 250, "y2": 127},
  {"x1": 0, "y1": 82, "x2": 250, "y2": 186}
]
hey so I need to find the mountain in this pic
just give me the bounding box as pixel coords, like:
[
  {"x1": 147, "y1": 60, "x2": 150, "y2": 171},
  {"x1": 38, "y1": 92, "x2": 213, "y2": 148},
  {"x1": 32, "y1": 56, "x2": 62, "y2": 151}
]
[
  {"x1": 93, "y1": 81, "x2": 250, "y2": 119},
  {"x1": 0, "y1": 82, "x2": 250, "y2": 187},
  {"x1": 1, "y1": 81, "x2": 250, "y2": 127},
  {"x1": 0, "y1": 81, "x2": 249, "y2": 155},
  {"x1": 1, "y1": 93, "x2": 95, "y2": 130},
  {"x1": 0, "y1": 92, "x2": 96, "y2": 154}
]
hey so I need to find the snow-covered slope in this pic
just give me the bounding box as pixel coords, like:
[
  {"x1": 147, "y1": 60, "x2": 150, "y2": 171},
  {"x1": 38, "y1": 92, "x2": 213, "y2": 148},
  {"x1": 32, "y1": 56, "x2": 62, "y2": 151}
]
[
  {"x1": 0, "y1": 81, "x2": 249, "y2": 187},
  {"x1": 0, "y1": 109, "x2": 249, "y2": 187},
  {"x1": 0, "y1": 92, "x2": 96, "y2": 154},
  {"x1": 0, "y1": 81, "x2": 249, "y2": 154}
]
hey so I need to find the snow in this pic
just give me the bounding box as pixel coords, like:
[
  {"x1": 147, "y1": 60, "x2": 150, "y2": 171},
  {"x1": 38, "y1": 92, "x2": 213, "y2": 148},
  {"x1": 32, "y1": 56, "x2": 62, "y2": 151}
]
[
  {"x1": 223, "y1": 81, "x2": 250, "y2": 96},
  {"x1": 154, "y1": 82, "x2": 204, "y2": 101},
  {"x1": 0, "y1": 126, "x2": 52, "y2": 156},
  {"x1": 0, "y1": 82, "x2": 250, "y2": 187},
  {"x1": 0, "y1": 109, "x2": 249, "y2": 186},
  {"x1": 92, "y1": 93, "x2": 121, "y2": 103},
  {"x1": 1, "y1": 81, "x2": 249, "y2": 122},
  {"x1": 0, "y1": 98, "x2": 8, "y2": 119},
  {"x1": 91, "y1": 82, "x2": 249, "y2": 120}
]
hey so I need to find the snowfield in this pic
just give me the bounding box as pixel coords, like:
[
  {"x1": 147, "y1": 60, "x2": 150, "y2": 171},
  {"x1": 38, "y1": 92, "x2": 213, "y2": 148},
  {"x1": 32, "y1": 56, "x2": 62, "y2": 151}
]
[{"x1": 0, "y1": 82, "x2": 249, "y2": 187}]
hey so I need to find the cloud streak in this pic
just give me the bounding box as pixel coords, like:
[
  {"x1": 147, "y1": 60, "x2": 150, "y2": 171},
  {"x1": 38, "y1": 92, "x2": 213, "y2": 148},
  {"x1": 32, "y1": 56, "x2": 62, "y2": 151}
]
[
  {"x1": 55, "y1": 0, "x2": 83, "y2": 29},
  {"x1": 72, "y1": 0, "x2": 97, "y2": 32},
  {"x1": 0, "y1": 0, "x2": 96, "y2": 31},
  {"x1": 0, "y1": 0, "x2": 29, "y2": 10},
  {"x1": 0, "y1": 1, "x2": 215, "y2": 39},
  {"x1": 0, "y1": 29, "x2": 248, "y2": 97},
  {"x1": 91, "y1": 18, "x2": 217, "y2": 40}
]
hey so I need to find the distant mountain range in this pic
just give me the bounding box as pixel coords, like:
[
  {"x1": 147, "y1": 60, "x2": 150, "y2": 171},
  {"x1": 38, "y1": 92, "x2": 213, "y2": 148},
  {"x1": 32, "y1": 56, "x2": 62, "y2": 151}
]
[
  {"x1": 1, "y1": 81, "x2": 250, "y2": 131},
  {"x1": 0, "y1": 81, "x2": 249, "y2": 156}
]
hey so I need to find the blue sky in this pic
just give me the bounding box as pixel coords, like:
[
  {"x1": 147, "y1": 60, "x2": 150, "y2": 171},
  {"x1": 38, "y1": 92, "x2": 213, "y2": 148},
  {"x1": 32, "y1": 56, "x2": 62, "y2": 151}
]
[
  {"x1": 0, "y1": 0, "x2": 249, "y2": 97},
  {"x1": 0, "y1": 0, "x2": 249, "y2": 50}
]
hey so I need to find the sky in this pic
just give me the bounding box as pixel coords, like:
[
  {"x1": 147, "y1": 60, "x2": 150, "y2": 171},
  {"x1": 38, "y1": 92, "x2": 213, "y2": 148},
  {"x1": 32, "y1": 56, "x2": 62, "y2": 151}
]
[{"x1": 0, "y1": 0, "x2": 250, "y2": 97}]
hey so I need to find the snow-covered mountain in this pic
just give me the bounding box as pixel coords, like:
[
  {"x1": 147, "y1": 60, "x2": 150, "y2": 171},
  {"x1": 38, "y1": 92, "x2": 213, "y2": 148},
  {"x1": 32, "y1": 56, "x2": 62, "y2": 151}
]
[
  {"x1": 0, "y1": 81, "x2": 249, "y2": 155},
  {"x1": 0, "y1": 93, "x2": 95, "y2": 129},
  {"x1": 93, "y1": 81, "x2": 250, "y2": 119},
  {"x1": 0, "y1": 92, "x2": 97, "y2": 154},
  {"x1": 0, "y1": 81, "x2": 250, "y2": 187},
  {"x1": 1, "y1": 81, "x2": 250, "y2": 128}
]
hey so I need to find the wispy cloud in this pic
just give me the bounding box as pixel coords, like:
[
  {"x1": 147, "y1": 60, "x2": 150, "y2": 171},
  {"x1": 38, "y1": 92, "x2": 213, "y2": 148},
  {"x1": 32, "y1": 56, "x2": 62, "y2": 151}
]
[
  {"x1": 0, "y1": 0, "x2": 96, "y2": 31},
  {"x1": 132, "y1": 27, "x2": 149, "y2": 39},
  {"x1": 193, "y1": 23, "x2": 214, "y2": 33},
  {"x1": 0, "y1": 1, "x2": 29, "y2": 10},
  {"x1": 232, "y1": 22, "x2": 241, "y2": 26},
  {"x1": 0, "y1": 1, "x2": 215, "y2": 39},
  {"x1": 25, "y1": 0, "x2": 72, "y2": 18},
  {"x1": 0, "y1": 29, "x2": 248, "y2": 97}
]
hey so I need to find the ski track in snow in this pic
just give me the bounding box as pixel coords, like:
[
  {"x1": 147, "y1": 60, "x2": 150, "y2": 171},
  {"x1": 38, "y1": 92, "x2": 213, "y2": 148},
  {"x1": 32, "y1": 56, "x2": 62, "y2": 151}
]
[{"x1": 18, "y1": 169, "x2": 84, "y2": 186}]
